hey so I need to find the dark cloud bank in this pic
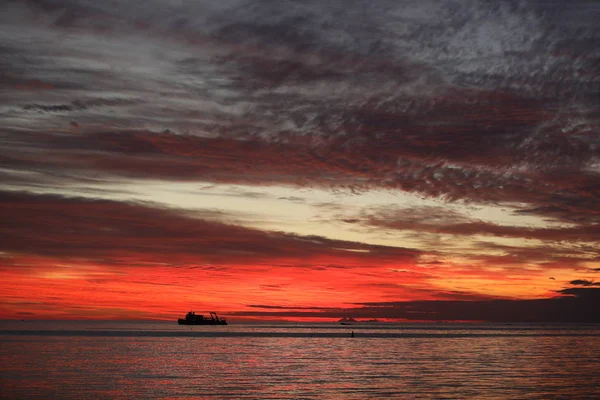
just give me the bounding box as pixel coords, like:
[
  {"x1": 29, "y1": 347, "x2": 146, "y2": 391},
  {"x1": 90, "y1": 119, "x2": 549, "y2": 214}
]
[{"x1": 237, "y1": 288, "x2": 600, "y2": 323}]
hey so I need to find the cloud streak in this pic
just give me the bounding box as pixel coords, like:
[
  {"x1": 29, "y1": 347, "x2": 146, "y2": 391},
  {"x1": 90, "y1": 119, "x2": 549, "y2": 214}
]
[
  {"x1": 341, "y1": 205, "x2": 600, "y2": 243},
  {"x1": 0, "y1": 190, "x2": 419, "y2": 266}
]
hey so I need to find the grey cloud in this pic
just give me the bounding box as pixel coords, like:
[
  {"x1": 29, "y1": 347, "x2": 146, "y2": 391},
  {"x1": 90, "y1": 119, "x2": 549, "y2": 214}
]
[{"x1": 0, "y1": 0, "x2": 597, "y2": 233}]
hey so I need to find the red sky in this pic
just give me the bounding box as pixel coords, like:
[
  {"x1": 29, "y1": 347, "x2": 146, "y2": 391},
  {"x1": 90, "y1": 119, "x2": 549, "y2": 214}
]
[{"x1": 1, "y1": 0, "x2": 599, "y2": 322}]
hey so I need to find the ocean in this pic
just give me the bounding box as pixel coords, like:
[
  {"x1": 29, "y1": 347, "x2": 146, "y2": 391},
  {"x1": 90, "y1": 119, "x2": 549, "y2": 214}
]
[{"x1": 1, "y1": 321, "x2": 599, "y2": 399}]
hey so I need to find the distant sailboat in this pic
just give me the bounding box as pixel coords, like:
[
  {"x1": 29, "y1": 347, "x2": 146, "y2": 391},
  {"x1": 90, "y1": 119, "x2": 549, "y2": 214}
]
[{"x1": 339, "y1": 316, "x2": 357, "y2": 325}]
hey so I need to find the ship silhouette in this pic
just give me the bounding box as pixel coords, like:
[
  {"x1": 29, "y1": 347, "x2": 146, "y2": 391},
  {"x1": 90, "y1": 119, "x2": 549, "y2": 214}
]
[{"x1": 178, "y1": 311, "x2": 227, "y2": 325}]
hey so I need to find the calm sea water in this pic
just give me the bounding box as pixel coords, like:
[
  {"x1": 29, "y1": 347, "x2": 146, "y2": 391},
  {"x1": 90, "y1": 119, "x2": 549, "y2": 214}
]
[{"x1": 1, "y1": 321, "x2": 599, "y2": 399}]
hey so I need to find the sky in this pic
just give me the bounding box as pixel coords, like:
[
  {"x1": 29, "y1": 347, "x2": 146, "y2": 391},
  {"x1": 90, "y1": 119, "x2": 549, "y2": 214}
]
[{"x1": 1, "y1": 0, "x2": 599, "y2": 322}]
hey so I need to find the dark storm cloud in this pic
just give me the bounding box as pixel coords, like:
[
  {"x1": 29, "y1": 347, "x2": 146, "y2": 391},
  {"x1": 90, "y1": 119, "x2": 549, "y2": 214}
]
[
  {"x1": 0, "y1": 191, "x2": 419, "y2": 266},
  {"x1": 557, "y1": 287, "x2": 600, "y2": 300},
  {"x1": 569, "y1": 280, "x2": 600, "y2": 287},
  {"x1": 233, "y1": 288, "x2": 600, "y2": 323},
  {"x1": 0, "y1": 1, "x2": 598, "y2": 236}
]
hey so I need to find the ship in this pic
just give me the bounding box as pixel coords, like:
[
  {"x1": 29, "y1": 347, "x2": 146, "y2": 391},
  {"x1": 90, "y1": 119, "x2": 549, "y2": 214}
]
[{"x1": 178, "y1": 311, "x2": 228, "y2": 325}]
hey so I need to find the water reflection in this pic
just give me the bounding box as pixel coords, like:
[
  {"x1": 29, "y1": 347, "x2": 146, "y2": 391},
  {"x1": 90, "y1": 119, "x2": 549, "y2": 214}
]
[{"x1": 1, "y1": 323, "x2": 599, "y2": 399}]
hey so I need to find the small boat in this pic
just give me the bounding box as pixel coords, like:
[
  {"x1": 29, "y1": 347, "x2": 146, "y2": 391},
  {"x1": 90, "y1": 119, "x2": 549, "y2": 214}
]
[{"x1": 178, "y1": 311, "x2": 227, "y2": 325}]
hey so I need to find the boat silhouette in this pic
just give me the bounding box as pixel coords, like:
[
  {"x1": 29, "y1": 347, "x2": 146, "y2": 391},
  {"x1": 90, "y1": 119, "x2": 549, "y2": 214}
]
[{"x1": 178, "y1": 311, "x2": 227, "y2": 325}]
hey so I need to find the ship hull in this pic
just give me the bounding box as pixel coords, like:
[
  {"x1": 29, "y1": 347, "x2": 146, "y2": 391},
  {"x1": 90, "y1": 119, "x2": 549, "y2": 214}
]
[{"x1": 178, "y1": 318, "x2": 227, "y2": 325}]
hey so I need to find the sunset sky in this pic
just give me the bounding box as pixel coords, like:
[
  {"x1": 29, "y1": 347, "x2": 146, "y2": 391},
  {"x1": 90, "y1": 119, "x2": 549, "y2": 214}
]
[{"x1": 1, "y1": 0, "x2": 599, "y2": 322}]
